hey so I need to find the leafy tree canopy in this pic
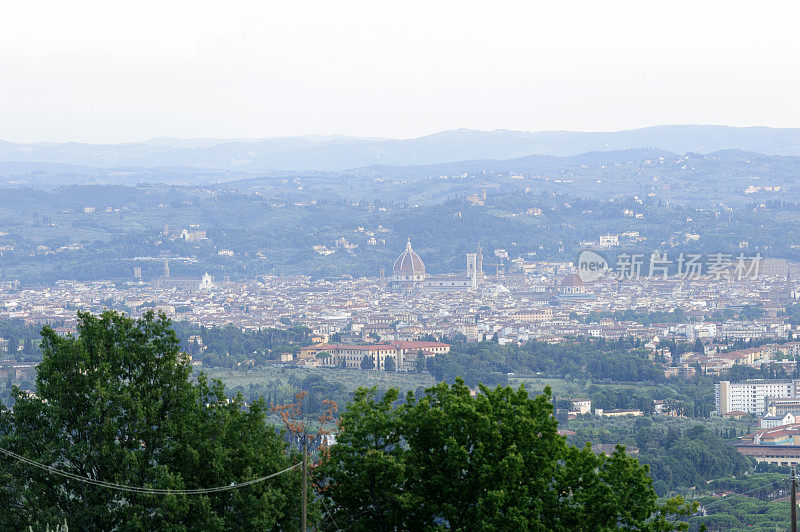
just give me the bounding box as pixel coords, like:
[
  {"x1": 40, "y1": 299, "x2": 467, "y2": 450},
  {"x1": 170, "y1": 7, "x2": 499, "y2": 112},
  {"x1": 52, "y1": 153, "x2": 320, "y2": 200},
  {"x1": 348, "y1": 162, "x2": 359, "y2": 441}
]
[
  {"x1": 315, "y1": 379, "x2": 693, "y2": 531},
  {"x1": 0, "y1": 310, "x2": 303, "y2": 530}
]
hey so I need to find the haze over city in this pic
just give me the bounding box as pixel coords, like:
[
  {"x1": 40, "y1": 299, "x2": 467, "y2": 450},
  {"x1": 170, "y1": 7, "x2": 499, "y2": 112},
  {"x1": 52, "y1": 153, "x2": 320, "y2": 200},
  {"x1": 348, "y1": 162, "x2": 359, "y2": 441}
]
[{"x1": 4, "y1": 1, "x2": 800, "y2": 530}]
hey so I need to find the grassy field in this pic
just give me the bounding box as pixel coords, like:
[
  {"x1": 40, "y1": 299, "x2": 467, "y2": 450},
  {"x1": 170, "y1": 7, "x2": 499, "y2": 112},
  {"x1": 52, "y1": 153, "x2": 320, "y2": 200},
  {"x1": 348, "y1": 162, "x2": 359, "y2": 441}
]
[
  {"x1": 508, "y1": 376, "x2": 667, "y2": 397},
  {"x1": 201, "y1": 366, "x2": 437, "y2": 429},
  {"x1": 203, "y1": 365, "x2": 436, "y2": 396}
]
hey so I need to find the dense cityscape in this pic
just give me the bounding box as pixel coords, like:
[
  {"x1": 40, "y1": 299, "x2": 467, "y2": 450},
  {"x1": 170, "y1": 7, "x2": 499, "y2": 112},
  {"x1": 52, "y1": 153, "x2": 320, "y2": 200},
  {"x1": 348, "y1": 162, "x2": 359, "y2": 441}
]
[
  {"x1": 4, "y1": 1, "x2": 800, "y2": 529},
  {"x1": 4, "y1": 220, "x2": 800, "y2": 518}
]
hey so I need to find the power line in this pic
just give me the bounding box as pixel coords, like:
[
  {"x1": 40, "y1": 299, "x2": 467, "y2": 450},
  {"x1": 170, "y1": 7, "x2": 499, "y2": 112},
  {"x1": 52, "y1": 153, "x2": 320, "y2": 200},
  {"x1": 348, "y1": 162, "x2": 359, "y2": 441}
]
[
  {"x1": 739, "y1": 477, "x2": 790, "y2": 529},
  {"x1": 698, "y1": 476, "x2": 790, "y2": 512},
  {"x1": 0, "y1": 446, "x2": 300, "y2": 495},
  {"x1": 694, "y1": 477, "x2": 792, "y2": 528},
  {"x1": 319, "y1": 495, "x2": 343, "y2": 532}
]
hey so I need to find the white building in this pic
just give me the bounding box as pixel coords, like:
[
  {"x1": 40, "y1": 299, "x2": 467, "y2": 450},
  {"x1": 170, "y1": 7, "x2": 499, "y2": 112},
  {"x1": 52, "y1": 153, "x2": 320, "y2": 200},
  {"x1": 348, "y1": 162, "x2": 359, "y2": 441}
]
[
  {"x1": 760, "y1": 412, "x2": 796, "y2": 429},
  {"x1": 570, "y1": 399, "x2": 592, "y2": 415},
  {"x1": 715, "y1": 379, "x2": 799, "y2": 415},
  {"x1": 599, "y1": 234, "x2": 620, "y2": 247},
  {"x1": 720, "y1": 322, "x2": 771, "y2": 340},
  {"x1": 199, "y1": 272, "x2": 214, "y2": 291}
]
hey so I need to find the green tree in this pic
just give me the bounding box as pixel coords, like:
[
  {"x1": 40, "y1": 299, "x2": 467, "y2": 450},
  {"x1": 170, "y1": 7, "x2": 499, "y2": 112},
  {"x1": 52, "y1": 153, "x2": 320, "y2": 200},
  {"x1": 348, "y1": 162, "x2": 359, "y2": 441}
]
[
  {"x1": 360, "y1": 354, "x2": 374, "y2": 370},
  {"x1": 692, "y1": 338, "x2": 703, "y2": 354},
  {"x1": 23, "y1": 337, "x2": 34, "y2": 356},
  {"x1": 415, "y1": 354, "x2": 427, "y2": 374},
  {"x1": 5, "y1": 335, "x2": 17, "y2": 357},
  {"x1": 384, "y1": 356, "x2": 396, "y2": 372},
  {"x1": 0, "y1": 311, "x2": 303, "y2": 530},
  {"x1": 315, "y1": 380, "x2": 693, "y2": 531}
]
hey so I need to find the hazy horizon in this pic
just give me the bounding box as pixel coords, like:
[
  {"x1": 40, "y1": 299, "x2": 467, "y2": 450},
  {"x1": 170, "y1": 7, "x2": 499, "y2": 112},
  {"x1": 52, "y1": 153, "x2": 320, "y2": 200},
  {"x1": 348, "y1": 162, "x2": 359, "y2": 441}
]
[{"x1": 3, "y1": 123, "x2": 800, "y2": 146}]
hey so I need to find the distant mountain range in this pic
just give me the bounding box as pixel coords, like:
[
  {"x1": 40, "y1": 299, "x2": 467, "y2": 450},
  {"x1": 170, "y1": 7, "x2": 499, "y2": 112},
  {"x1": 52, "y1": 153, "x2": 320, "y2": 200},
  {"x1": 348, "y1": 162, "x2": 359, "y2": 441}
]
[{"x1": 1, "y1": 125, "x2": 799, "y2": 174}]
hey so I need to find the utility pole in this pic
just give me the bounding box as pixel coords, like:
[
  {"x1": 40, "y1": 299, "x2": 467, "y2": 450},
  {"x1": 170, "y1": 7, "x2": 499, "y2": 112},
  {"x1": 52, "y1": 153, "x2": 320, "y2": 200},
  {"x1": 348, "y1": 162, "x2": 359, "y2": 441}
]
[
  {"x1": 302, "y1": 437, "x2": 308, "y2": 532},
  {"x1": 301, "y1": 389, "x2": 308, "y2": 532},
  {"x1": 792, "y1": 466, "x2": 797, "y2": 532}
]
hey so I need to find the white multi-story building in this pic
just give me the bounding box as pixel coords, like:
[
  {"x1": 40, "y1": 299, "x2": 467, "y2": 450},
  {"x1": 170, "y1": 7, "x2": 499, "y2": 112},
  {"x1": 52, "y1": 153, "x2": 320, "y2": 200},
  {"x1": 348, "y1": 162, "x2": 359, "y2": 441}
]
[
  {"x1": 715, "y1": 379, "x2": 799, "y2": 415},
  {"x1": 720, "y1": 322, "x2": 773, "y2": 340},
  {"x1": 599, "y1": 234, "x2": 620, "y2": 247}
]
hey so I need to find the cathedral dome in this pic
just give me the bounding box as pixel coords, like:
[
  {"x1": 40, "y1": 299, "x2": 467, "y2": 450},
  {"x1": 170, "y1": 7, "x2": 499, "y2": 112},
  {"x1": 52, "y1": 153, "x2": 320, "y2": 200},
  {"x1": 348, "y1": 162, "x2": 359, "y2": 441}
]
[
  {"x1": 559, "y1": 273, "x2": 586, "y2": 294},
  {"x1": 560, "y1": 273, "x2": 584, "y2": 288},
  {"x1": 393, "y1": 240, "x2": 425, "y2": 276}
]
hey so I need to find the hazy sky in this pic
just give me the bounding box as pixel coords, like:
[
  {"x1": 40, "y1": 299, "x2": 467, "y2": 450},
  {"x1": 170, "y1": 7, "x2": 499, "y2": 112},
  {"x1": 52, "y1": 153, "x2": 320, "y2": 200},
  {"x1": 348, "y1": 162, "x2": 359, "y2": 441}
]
[{"x1": 2, "y1": 0, "x2": 799, "y2": 143}]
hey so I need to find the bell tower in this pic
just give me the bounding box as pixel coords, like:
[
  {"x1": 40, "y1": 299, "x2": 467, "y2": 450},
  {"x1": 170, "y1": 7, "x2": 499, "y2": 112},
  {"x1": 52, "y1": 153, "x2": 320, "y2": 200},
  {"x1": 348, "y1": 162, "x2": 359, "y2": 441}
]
[
  {"x1": 476, "y1": 245, "x2": 485, "y2": 282},
  {"x1": 467, "y1": 253, "x2": 478, "y2": 288}
]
